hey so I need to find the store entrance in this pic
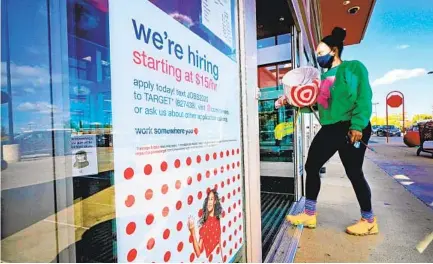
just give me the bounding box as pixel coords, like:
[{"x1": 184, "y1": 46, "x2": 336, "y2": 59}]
[{"x1": 256, "y1": 0, "x2": 297, "y2": 260}]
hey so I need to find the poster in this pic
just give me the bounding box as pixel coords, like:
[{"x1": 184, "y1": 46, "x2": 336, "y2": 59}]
[
  {"x1": 71, "y1": 135, "x2": 98, "y2": 176},
  {"x1": 108, "y1": 0, "x2": 243, "y2": 262}
]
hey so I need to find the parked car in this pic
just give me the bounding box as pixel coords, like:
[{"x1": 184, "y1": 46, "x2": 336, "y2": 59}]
[
  {"x1": 371, "y1": 125, "x2": 381, "y2": 135},
  {"x1": 376, "y1": 125, "x2": 401, "y2": 137}
]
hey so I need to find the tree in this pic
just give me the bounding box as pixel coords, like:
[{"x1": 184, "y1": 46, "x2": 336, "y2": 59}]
[{"x1": 411, "y1": 114, "x2": 432, "y2": 124}]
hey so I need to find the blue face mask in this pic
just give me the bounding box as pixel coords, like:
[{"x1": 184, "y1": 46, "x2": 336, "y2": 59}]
[{"x1": 317, "y1": 53, "x2": 334, "y2": 69}]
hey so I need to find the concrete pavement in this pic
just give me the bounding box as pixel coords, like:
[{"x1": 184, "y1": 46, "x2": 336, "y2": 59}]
[{"x1": 294, "y1": 154, "x2": 433, "y2": 262}]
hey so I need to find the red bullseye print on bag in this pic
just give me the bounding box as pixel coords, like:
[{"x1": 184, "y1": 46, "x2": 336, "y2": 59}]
[{"x1": 109, "y1": 0, "x2": 244, "y2": 262}]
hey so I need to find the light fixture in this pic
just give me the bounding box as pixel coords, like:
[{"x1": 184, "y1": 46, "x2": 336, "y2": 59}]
[
  {"x1": 279, "y1": 16, "x2": 284, "y2": 21},
  {"x1": 343, "y1": 1, "x2": 351, "y2": 5},
  {"x1": 347, "y1": 6, "x2": 360, "y2": 15}
]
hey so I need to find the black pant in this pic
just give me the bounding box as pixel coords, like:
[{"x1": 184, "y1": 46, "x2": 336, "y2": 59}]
[{"x1": 305, "y1": 121, "x2": 372, "y2": 212}]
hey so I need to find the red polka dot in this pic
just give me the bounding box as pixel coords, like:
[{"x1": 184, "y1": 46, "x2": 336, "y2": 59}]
[
  {"x1": 223, "y1": 240, "x2": 227, "y2": 247},
  {"x1": 239, "y1": 225, "x2": 243, "y2": 230},
  {"x1": 224, "y1": 256, "x2": 227, "y2": 262},
  {"x1": 190, "y1": 253, "x2": 195, "y2": 262},
  {"x1": 162, "y1": 207, "x2": 170, "y2": 217},
  {"x1": 222, "y1": 196, "x2": 225, "y2": 203},
  {"x1": 223, "y1": 226, "x2": 226, "y2": 233},
  {"x1": 240, "y1": 237, "x2": 243, "y2": 243},
  {"x1": 147, "y1": 238, "x2": 155, "y2": 250},
  {"x1": 207, "y1": 187, "x2": 211, "y2": 194},
  {"x1": 235, "y1": 243, "x2": 238, "y2": 249},
  {"x1": 125, "y1": 195, "x2": 135, "y2": 207},
  {"x1": 188, "y1": 195, "x2": 194, "y2": 205},
  {"x1": 239, "y1": 211, "x2": 242, "y2": 217},
  {"x1": 164, "y1": 251, "x2": 171, "y2": 262},
  {"x1": 206, "y1": 154, "x2": 210, "y2": 161},
  {"x1": 126, "y1": 222, "x2": 136, "y2": 235},
  {"x1": 174, "y1": 159, "x2": 181, "y2": 168},
  {"x1": 206, "y1": 170, "x2": 211, "y2": 178},
  {"x1": 220, "y1": 151, "x2": 224, "y2": 158},
  {"x1": 196, "y1": 155, "x2": 202, "y2": 163},
  {"x1": 233, "y1": 176, "x2": 236, "y2": 182},
  {"x1": 238, "y1": 174, "x2": 241, "y2": 180},
  {"x1": 161, "y1": 184, "x2": 169, "y2": 194},
  {"x1": 146, "y1": 214, "x2": 154, "y2": 225},
  {"x1": 232, "y1": 163, "x2": 235, "y2": 169},
  {"x1": 221, "y1": 181, "x2": 225, "y2": 188},
  {"x1": 220, "y1": 166, "x2": 224, "y2": 173},
  {"x1": 189, "y1": 235, "x2": 193, "y2": 243},
  {"x1": 232, "y1": 149, "x2": 235, "y2": 155},
  {"x1": 144, "y1": 164, "x2": 152, "y2": 175},
  {"x1": 228, "y1": 207, "x2": 232, "y2": 213},
  {"x1": 228, "y1": 193, "x2": 231, "y2": 199},
  {"x1": 163, "y1": 229, "x2": 170, "y2": 239},
  {"x1": 214, "y1": 168, "x2": 218, "y2": 176},
  {"x1": 176, "y1": 201, "x2": 182, "y2": 210},
  {"x1": 127, "y1": 249, "x2": 137, "y2": 262},
  {"x1": 187, "y1": 176, "x2": 193, "y2": 185},
  {"x1": 227, "y1": 178, "x2": 231, "y2": 185},
  {"x1": 238, "y1": 187, "x2": 241, "y2": 192},
  {"x1": 209, "y1": 254, "x2": 213, "y2": 262},
  {"x1": 214, "y1": 184, "x2": 218, "y2": 191},
  {"x1": 235, "y1": 229, "x2": 238, "y2": 236},
  {"x1": 230, "y1": 249, "x2": 233, "y2": 255},
  {"x1": 198, "y1": 209, "x2": 203, "y2": 217},
  {"x1": 226, "y1": 164, "x2": 230, "y2": 171},
  {"x1": 222, "y1": 211, "x2": 226, "y2": 218},
  {"x1": 145, "y1": 189, "x2": 153, "y2": 200},
  {"x1": 229, "y1": 234, "x2": 232, "y2": 241},
  {"x1": 177, "y1": 242, "x2": 184, "y2": 252},
  {"x1": 186, "y1": 157, "x2": 192, "y2": 166},
  {"x1": 160, "y1": 161, "x2": 168, "y2": 172},
  {"x1": 177, "y1": 221, "x2": 183, "y2": 231},
  {"x1": 226, "y1": 150, "x2": 230, "y2": 156},
  {"x1": 213, "y1": 153, "x2": 217, "y2": 160},
  {"x1": 197, "y1": 173, "x2": 202, "y2": 182},
  {"x1": 198, "y1": 191, "x2": 203, "y2": 200},
  {"x1": 237, "y1": 148, "x2": 240, "y2": 154},
  {"x1": 233, "y1": 189, "x2": 236, "y2": 196},
  {"x1": 175, "y1": 180, "x2": 182, "y2": 189},
  {"x1": 124, "y1": 168, "x2": 134, "y2": 180},
  {"x1": 234, "y1": 203, "x2": 237, "y2": 209}
]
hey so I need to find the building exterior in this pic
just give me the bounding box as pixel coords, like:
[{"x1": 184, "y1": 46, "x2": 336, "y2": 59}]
[{"x1": 0, "y1": 0, "x2": 374, "y2": 262}]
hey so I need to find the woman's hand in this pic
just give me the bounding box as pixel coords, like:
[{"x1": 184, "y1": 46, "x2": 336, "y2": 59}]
[
  {"x1": 348, "y1": 130, "x2": 362, "y2": 143},
  {"x1": 188, "y1": 216, "x2": 195, "y2": 231}
]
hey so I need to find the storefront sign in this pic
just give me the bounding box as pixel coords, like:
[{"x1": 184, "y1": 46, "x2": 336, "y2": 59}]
[
  {"x1": 71, "y1": 135, "x2": 98, "y2": 176},
  {"x1": 108, "y1": 0, "x2": 243, "y2": 262}
]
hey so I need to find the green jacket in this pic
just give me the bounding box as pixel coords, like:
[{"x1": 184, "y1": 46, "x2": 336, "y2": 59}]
[{"x1": 304, "y1": 60, "x2": 373, "y2": 131}]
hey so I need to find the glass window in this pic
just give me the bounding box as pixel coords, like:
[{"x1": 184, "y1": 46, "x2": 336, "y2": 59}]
[
  {"x1": 277, "y1": 63, "x2": 292, "y2": 86},
  {"x1": 276, "y1": 33, "x2": 291, "y2": 45},
  {"x1": 257, "y1": 37, "x2": 276, "y2": 49},
  {"x1": 258, "y1": 65, "x2": 277, "y2": 89}
]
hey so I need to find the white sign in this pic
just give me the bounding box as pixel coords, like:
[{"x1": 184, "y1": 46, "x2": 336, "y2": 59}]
[
  {"x1": 201, "y1": 0, "x2": 234, "y2": 49},
  {"x1": 109, "y1": 0, "x2": 243, "y2": 262},
  {"x1": 71, "y1": 135, "x2": 98, "y2": 176}
]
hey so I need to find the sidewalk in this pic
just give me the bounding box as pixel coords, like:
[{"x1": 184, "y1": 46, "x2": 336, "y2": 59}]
[{"x1": 294, "y1": 155, "x2": 433, "y2": 262}]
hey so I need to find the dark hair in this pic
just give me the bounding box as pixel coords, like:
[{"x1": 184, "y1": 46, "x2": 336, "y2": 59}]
[
  {"x1": 199, "y1": 189, "x2": 222, "y2": 226},
  {"x1": 321, "y1": 27, "x2": 347, "y2": 57}
]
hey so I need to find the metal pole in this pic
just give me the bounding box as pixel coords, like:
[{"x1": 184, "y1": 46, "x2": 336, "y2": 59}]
[
  {"x1": 3, "y1": 0, "x2": 14, "y2": 143},
  {"x1": 373, "y1": 102, "x2": 379, "y2": 124},
  {"x1": 386, "y1": 101, "x2": 389, "y2": 143}
]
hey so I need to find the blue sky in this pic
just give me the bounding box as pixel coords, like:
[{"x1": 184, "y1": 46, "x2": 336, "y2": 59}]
[{"x1": 344, "y1": 0, "x2": 433, "y2": 119}]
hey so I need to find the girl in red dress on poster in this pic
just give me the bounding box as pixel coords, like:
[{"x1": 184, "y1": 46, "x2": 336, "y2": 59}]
[{"x1": 188, "y1": 189, "x2": 224, "y2": 262}]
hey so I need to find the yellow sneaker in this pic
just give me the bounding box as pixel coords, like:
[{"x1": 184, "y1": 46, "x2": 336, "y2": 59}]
[
  {"x1": 286, "y1": 212, "x2": 317, "y2": 228},
  {"x1": 346, "y1": 217, "x2": 379, "y2": 236}
]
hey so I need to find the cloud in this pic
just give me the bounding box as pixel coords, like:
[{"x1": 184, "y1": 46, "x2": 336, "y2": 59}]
[
  {"x1": 1, "y1": 62, "x2": 62, "y2": 89},
  {"x1": 372, "y1": 68, "x2": 427, "y2": 87},
  {"x1": 396, "y1": 44, "x2": 410, "y2": 50},
  {"x1": 17, "y1": 101, "x2": 58, "y2": 114}
]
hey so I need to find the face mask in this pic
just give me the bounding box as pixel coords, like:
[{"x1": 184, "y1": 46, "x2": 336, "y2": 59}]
[{"x1": 317, "y1": 53, "x2": 334, "y2": 69}]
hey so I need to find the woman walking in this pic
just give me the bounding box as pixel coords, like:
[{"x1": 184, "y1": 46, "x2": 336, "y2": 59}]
[{"x1": 286, "y1": 27, "x2": 377, "y2": 236}]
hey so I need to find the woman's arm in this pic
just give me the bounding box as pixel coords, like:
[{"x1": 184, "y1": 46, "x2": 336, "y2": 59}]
[
  {"x1": 188, "y1": 217, "x2": 203, "y2": 257},
  {"x1": 350, "y1": 61, "x2": 373, "y2": 132}
]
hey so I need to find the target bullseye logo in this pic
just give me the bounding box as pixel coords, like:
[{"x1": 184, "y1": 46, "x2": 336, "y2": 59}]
[{"x1": 287, "y1": 79, "x2": 319, "y2": 107}]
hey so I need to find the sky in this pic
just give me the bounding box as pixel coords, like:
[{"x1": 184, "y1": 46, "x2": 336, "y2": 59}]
[{"x1": 344, "y1": 0, "x2": 433, "y2": 119}]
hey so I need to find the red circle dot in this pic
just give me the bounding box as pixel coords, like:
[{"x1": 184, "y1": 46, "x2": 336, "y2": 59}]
[
  {"x1": 187, "y1": 176, "x2": 193, "y2": 185},
  {"x1": 127, "y1": 249, "x2": 137, "y2": 262},
  {"x1": 214, "y1": 184, "x2": 218, "y2": 191},
  {"x1": 161, "y1": 184, "x2": 169, "y2": 194},
  {"x1": 174, "y1": 159, "x2": 181, "y2": 168},
  {"x1": 228, "y1": 207, "x2": 232, "y2": 213},
  {"x1": 163, "y1": 229, "x2": 170, "y2": 239},
  {"x1": 238, "y1": 187, "x2": 241, "y2": 192},
  {"x1": 209, "y1": 254, "x2": 213, "y2": 262},
  {"x1": 223, "y1": 226, "x2": 226, "y2": 233},
  {"x1": 197, "y1": 173, "x2": 202, "y2": 182},
  {"x1": 222, "y1": 211, "x2": 226, "y2": 218},
  {"x1": 144, "y1": 164, "x2": 152, "y2": 175},
  {"x1": 226, "y1": 164, "x2": 230, "y2": 171},
  {"x1": 220, "y1": 151, "x2": 224, "y2": 158},
  {"x1": 240, "y1": 237, "x2": 243, "y2": 243},
  {"x1": 223, "y1": 240, "x2": 227, "y2": 247},
  {"x1": 198, "y1": 209, "x2": 203, "y2": 217},
  {"x1": 232, "y1": 163, "x2": 235, "y2": 169},
  {"x1": 189, "y1": 235, "x2": 193, "y2": 243},
  {"x1": 222, "y1": 196, "x2": 225, "y2": 203},
  {"x1": 206, "y1": 171, "x2": 211, "y2": 178},
  {"x1": 198, "y1": 191, "x2": 203, "y2": 200},
  {"x1": 237, "y1": 161, "x2": 241, "y2": 167},
  {"x1": 177, "y1": 221, "x2": 183, "y2": 231},
  {"x1": 206, "y1": 154, "x2": 210, "y2": 161},
  {"x1": 235, "y1": 243, "x2": 238, "y2": 249},
  {"x1": 207, "y1": 187, "x2": 211, "y2": 194},
  {"x1": 177, "y1": 242, "x2": 184, "y2": 252},
  {"x1": 176, "y1": 201, "x2": 182, "y2": 210},
  {"x1": 213, "y1": 153, "x2": 217, "y2": 160},
  {"x1": 126, "y1": 222, "x2": 136, "y2": 235},
  {"x1": 228, "y1": 193, "x2": 231, "y2": 199},
  {"x1": 217, "y1": 247, "x2": 221, "y2": 254},
  {"x1": 124, "y1": 168, "x2": 134, "y2": 180},
  {"x1": 239, "y1": 211, "x2": 242, "y2": 217},
  {"x1": 164, "y1": 251, "x2": 171, "y2": 262},
  {"x1": 145, "y1": 189, "x2": 153, "y2": 200},
  {"x1": 147, "y1": 238, "x2": 155, "y2": 250},
  {"x1": 235, "y1": 229, "x2": 238, "y2": 236},
  {"x1": 233, "y1": 190, "x2": 236, "y2": 196},
  {"x1": 160, "y1": 161, "x2": 168, "y2": 172},
  {"x1": 220, "y1": 166, "x2": 224, "y2": 173},
  {"x1": 227, "y1": 179, "x2": 231, "y2": 185},
  {"x1": 190, "y1": 253, "x2": 195, "y2": 262},
  {"x1": 232, "y1": 149, "x2": 235, "y2": 155},
  {"x1": 229, "y1": 234, "x2": 232, "y2": 241},
  {"x1": 196, "y1": 155, "x2": 202, "y2": 163},
  {"x1": 234, "y1": 203, "x2": 237, "y2": 209},
  {"x1": 188, "y1": 195, "x2": 194, "y2": 205},
  {"x1": 237, "y1": 148, "x2": 240, "y2": 154},
  {"x1": 224, "y1": 256, "x2": 227, "y2": 262},
  {"x1": 234, "y1": 216, "x2": 237, "y2": 222},
  {"x1": 186, "y1": 157, "x2": 192, "y2": 166},
  {"x1": 233, "y1": 176, "x2": 236, "y2": 182},
  {"x1": 240, "y1": 225, "x2": 243, "y2": 230},
  {"x1": 125, "y1": 195, "x2": 135, "y2": 207},
  {"x1": 230, "y1": 249, "x2": 233, "y2": 255},
  {"x1": 238, "y1": 174, "x2": 241, "y2": 180},
  {"x1": 175, "y1": 180, "x2": 182, "y2": 189},
  {"x1": 146, "y1": 214, "x2": 154, "y2": 225},
  {"x1": 226, "y1": 150, "x2": 230, "y2": 157},
  {"x1": 214, "y1": 168, "x2": 218, "y2": 176},
  {"x1": 162, "y1": 207, "x2": 170, "y2": 217}
]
